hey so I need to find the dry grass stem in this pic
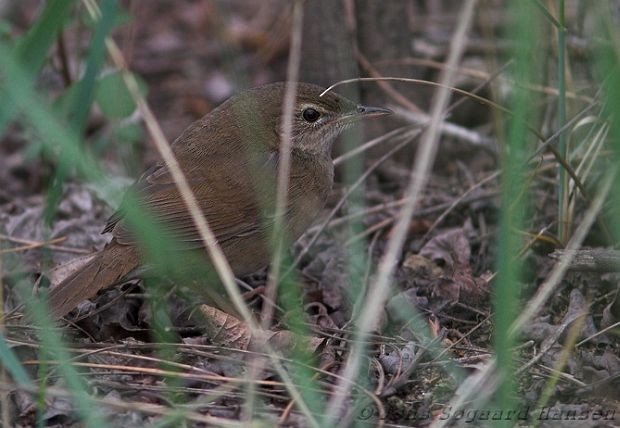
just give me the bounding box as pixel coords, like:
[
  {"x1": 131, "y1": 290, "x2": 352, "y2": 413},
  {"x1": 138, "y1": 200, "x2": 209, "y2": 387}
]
[
  {"x1": 509, "y1": 168, "x2": 616, "y2": 337},
  {"x1": 325, "y1": 0, "x2": 478, "y2": 419},
  {"x1": 430, "y1": 167, "x2": 615, "y2": 427},
  {"x1": 80, "y1": 1, "x2": 319, "y2": 425},
  {"x1": 262, "y1": 0, "x2": 304, "y2": 329}
]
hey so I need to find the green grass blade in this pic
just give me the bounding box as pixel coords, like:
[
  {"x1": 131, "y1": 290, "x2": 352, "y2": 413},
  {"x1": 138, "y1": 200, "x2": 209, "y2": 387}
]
[
  {"x1": 15, "y1": 0, "x2": 74, "y2": 74},
  {"x1": 0, "y1": 1, "x2": 73, "y2": 136},
  {"x1": 11, "y1": 275, "x2": 107, "y2": 427},
  {"x1": 0, "y1": 334, "x2": 32, "y2": 387},
  {"x1": 593, "y1": 2, "x2": 620, "y2": 242},
  {"x1": 44, "y1": 0, "x2": 117, "y2": 226},
  {"x1": 494, "y1": 0, "x2": 539, "y2": 418},
  {"x1": 69, "y1": 0, "x2": 117, "y2": 132}
]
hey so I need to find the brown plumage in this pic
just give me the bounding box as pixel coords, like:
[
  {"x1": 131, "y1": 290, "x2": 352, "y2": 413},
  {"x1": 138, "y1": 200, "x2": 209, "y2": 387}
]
[{"x1": 47, "y1": 82, "x2": 391, "y2": 318}]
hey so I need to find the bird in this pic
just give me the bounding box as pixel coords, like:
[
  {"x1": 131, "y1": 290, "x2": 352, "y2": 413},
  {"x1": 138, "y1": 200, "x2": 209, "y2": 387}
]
[{"x1": 46, "y1": 82, "x2": 391, "y2": 318}]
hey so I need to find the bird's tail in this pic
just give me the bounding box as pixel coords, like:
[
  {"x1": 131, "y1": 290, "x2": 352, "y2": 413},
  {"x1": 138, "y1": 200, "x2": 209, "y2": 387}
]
[{"x1": 46, "y1": 242, "x2": 140, "y2": 319}]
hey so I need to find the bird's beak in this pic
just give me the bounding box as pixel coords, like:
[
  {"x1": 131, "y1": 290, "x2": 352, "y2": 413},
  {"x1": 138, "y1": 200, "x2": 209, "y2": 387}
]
[
  {"x1": 338, "y1": 105, "x2": 392, "y2": 125},
  {"x1": 355, "y1": 105, "x2": 393, "y2": 117}
]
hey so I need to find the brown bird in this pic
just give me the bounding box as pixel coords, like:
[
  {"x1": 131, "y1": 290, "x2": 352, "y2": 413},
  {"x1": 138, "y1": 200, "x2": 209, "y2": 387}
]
[{"x1": 47, "y1": 82, "x2": 391, "y2": 318}]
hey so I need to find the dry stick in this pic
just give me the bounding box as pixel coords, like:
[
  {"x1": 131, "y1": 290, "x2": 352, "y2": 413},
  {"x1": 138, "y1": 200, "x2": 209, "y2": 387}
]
[
  {"x1": 570, "y1": 125, "x2": 608, "y2": 225},
  {"x1": 262, "y1": 0, "x2": 303, "y2": 329},
  {"x1": 446, "y1": 59, "x2": 513, "y2": 116},
  {"x1": 0, "y1": 382, "x2": 244, "y2": 427},
  {"x1": 534, "y1": 363, "x2": 586, "y2": 389},
  {"x1": 53, "y1": 345, "x2": 387, "y2": 426},
  {"x1": 511, "y1": 169, "x2": 616, "y2": 335},
  {"x1": 576, "y1": 320, "x2": 620, "y2": 348},
  {"x1": 390, "y1": 60, "x2": 512, "y2": 154},
  {"x1": 429, "y1": 365, "x2": 499, "y2": 428},
  {"x1": 419, "y1": 171, "x2": 500, "y2": 243},
  {"x1": 549, "y1": 248, "x2": 620, "y2": 272},
  {"x1": 434, "y1": 314, "x2": 492, "y2": 362},
  {"x1": 0, "y1": 233, "x2": 90, "y2": 255},
  {"x1": 393, "y1": 107, "x2": 495, "y2": 151},
  {"x1": 325, "y1": 0, "x2": 478, "y2": 420},
  {"x1": 247, "y1": 1, "x2": 303, "y2": 423},
  {"x1": 279, "y1": 362, "x2": 387, "y2": 428},
  {"x1": 344, "y1": 218, "x2": 392, "y2": 247},
  {"x1": 332, "y1": 125, "x2": 414, "y2": 166},
  {"x1": 322, "y1": 79, "x2": 593, "y2": 207},
  {"x1": 334, "y1": 56, "x2": 509, "y2": 167},
  {"x1": 341, "y1": 190, "x2": 500, "y2": 248},
  {"x1": 375, "y1": 57, "x2": 594, "y2": 103},
  {"x1": 321, "y1": 79, "x2": 513, "y2": 113},
  {"x1": 56, "y1": 31, "x2": 72, "y2": 87},
  {"x1": 24, "y1": 359, "x2": 284, "y2": 394},
  {"x1": 11, "y1": 331, "x2": 403, "y2": 364},
  {"x1": 356, "y1": 51, "x2": 424, "y2": 114},
  {"x1": 515, "y1": 309, "x2": 588, "y2": 376},
  {"x1": 13, "y1": 336, "x2": 382, "y2": 398},
  {"x1": 308, "y1": 189, "x2": 498, "y2": 234},
  {"x1": 80, "y1": 1, "x2": 318, "y2": 426},
  {"x1": 279, "y1": 371, "x2": 323, "y2": 425},
  {"x1": 528, "y1": 101, "x2": 597, "y2": 161},
  {"x1": 288, "y1": 132, "x2": 420, "y2": 276},
  {"x1": 0, "y1": 236, "x2": 68, "y2": 255},
  {"x1": 430, "y1": 168, "x2": 615, "y2": 428},
  {"x1": 43, "y1": 347, "x2": 272, "y2": 410},
  {"x1": 573, "y1": 122, "x2": 608, "y2": 187},
  {"x1": 527, "y1": 103, "x2": 613, "y2": 243}
]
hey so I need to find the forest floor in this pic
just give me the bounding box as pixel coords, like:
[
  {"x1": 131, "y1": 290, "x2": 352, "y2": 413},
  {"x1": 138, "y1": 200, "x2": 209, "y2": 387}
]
[{"x1": 1, "y1": 1, "x2": 618, "y2": 427}]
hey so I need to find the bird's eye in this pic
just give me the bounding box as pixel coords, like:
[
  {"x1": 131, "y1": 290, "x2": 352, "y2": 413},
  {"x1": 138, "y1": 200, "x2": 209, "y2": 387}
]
[{"x1": 302, "y1": 108, "x2": 321, "y2": 123}]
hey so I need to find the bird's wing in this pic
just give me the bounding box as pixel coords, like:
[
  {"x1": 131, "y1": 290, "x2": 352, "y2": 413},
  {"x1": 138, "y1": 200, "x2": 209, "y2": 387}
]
[{"x1": 105, "y1": 147, "x2": 279, "y2": 249}]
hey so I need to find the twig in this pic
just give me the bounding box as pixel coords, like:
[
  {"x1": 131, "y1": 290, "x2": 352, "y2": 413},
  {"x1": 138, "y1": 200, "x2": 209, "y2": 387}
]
[
  {"x1": 510, "y1": 168, "x2": 616, "y2": 336},
  {"x1": 249, "y1": 0, "x2": 303, "y2": 423},
  {"x1": 392, "y1": 107, "x2": 495, "y2": 151},
  {"x1": 56, "y1": 31, "x2": 72, "y2": 87},
  {"x1": 289, "y1": 133, "x2": 419, "y2": 275},
  {"x1": 549, "y1": 249, "x2": 620, "y2": 272},
  {"x1": 0, "y1": 235, "x2": 68, "y2": 255},
  {"x1": 576, "y1": 320, "x2": 620, "y2": 348},
  {"x1": 0, "y1": 381, "x2": 244, "y2": 427},
  {"x1": 375, "y1": 57, "x2": 593, "y2": 103},
  {"x1": 333, "y1": 126, "x2": 415, "y2": 166},
  {"x1": 262, "y1": 0, "x2": 303, "y2": 329},
  {"x1": 356, "y1": 51, "x2": 424, "y2": 113},
  {"x1": 306, "y1": 189, "x2": 498, "y2": 234},
  {"x1": 431, "y1": 167, "x2": 616, "y2": 428}
]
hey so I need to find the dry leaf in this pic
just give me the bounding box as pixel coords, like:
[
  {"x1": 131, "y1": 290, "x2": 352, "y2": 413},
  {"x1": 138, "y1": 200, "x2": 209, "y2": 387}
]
[{"x1": 198, "y1": 305, "x2": 324, "y2": 354}]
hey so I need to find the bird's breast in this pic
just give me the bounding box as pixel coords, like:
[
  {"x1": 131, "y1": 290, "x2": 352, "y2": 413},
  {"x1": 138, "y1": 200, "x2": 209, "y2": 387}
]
[{"x1": 286, "y1": 155, "x2": 334, "y2": 240}]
